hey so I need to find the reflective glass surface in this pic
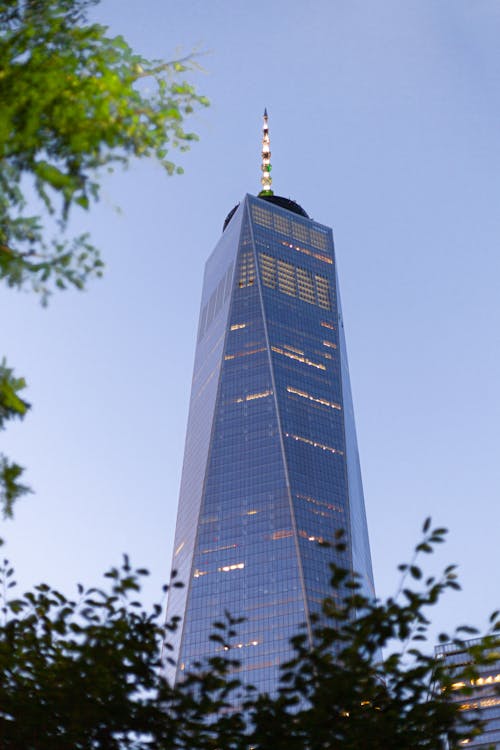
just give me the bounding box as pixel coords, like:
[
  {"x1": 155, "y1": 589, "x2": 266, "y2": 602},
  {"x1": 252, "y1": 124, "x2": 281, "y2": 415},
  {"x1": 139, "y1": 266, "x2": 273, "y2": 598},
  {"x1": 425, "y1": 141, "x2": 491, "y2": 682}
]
[
  {"x1": 436, "y1": 639, "x2": 500, "y2": 749},
  {"x1": 163, "y1": 205, "x2": 243, "y2": 683},
  {"x1": 165, "y1": 194, "x2": 375, "y2": 692}
]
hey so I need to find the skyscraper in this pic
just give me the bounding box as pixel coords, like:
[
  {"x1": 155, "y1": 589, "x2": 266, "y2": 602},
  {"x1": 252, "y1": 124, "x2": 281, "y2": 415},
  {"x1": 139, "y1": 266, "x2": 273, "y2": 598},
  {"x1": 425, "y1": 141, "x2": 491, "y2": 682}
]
[{"x1": 165, "y1": 113, "x2": 375, "y2": 692}]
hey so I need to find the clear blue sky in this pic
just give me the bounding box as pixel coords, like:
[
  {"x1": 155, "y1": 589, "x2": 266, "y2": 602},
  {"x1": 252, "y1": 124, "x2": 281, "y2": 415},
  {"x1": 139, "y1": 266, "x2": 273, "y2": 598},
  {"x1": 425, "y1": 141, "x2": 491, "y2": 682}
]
[{"x1": 2, "y1": 0, "x2": 500, "y2": 642}]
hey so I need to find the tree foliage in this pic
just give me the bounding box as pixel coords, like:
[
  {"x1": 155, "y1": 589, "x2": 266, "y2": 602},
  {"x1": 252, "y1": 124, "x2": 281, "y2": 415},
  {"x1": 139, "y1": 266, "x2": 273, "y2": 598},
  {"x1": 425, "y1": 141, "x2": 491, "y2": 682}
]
[
  {"x1": 0, "y1": 0, "x2": 208, "y2": 514},
  {"x1": 0, "y1": 521, "x2": 497, "y2": 749},
  {"x1": 0, "y1": 0, "x2": 207, "y2": 299},
  {"x1": 0, "y1": 361, "x2": 31, "y2": 518}
]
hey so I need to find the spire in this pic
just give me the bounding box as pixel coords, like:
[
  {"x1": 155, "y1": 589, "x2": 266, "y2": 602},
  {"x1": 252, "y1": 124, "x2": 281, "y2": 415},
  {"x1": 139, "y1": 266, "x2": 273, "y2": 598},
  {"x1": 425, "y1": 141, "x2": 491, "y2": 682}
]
[{"x1": 259, "y1": 108, "x2": 274, "y2": 196}]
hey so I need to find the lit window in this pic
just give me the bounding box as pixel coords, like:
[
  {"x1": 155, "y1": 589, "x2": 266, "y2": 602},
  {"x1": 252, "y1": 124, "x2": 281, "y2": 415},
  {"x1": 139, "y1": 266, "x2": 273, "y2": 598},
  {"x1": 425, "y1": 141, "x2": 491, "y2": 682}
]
[
  {"x1": 271, "y1": 346, "x2": 326, "y2": 371},
  {"x1": 280, "y1": 240, "x2": 332, "y2": 265},
  {"x1": 274, "y1": 214, "x2": 290, "y2": 235},
  {"x1": 230, "y1": 323, "x2": 247, "y2": 331},
  {"x1": 323, "y1": 340, "x2": 337, "y2": 349},
  {"x1": 285, "y1": 432, "x2": 344, "y2": 456},
  {"x1": 225, "y1": 347, "x2": 266, "y2": 361},
  {"x1": 297, "y1": 267, "x2": 316, "y2": 304},
  {"x1": 193, "y1": 569, "x2": 208, "y2": 578},
  {"x1": 201, "y1": 543, "x2": 238, "y2": 555},
  {"x1": 233, "y1": 390, "x2": 272, "y2": 403},
  {"x1": 315, "y1": 275, "x2": 332, "y2": 310},
  {"x1": 252, "y1": 205, "x2": 273, "y2": 228},
  {"x1": 247, "y1": 389, "x2": 272, "y2": 401},
  {"x1": 299, "y1": 530, "x2": 326, "y2": 543},
  {"x1": 218, "y1": 562, "x2": 245, "y2": 572},
  {"x1": 479, "y1": 697, "x2": 500, "y2": 708},
  {"x1": 283, "y1": 344, "x2": 304, "y2": 355},
  {"x1": 215, "y1": 641, "x2": 258, "y2": 653},
  {"x1": 472, "y1": 673, "x2": 500, "y2": 686},
  {"x1": 287, "y1": 386, "x2": 341, "y2": 410},
  {"x1": 259, "y1": 253, "x2": 332, "y2": 309},
  {"x1": 321, "y1": 321, "x2": 336, "y2": 330},
  {"x1": 260, "y1": 253, "x2": 277, "y2": 288},
  {"x1": 277, "y1": 260, "x2": 296, "y2": 297},
  {"x1": 270, "y1": 529, "x2": 294, "y2": 540},
  {"x1": 296, "y1": 493, "x2": 343, "y2": 515}
]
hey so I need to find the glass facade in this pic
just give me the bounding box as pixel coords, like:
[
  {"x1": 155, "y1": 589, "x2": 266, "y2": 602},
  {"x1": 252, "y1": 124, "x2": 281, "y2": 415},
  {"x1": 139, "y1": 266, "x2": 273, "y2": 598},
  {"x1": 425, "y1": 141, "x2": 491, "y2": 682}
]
[
  {"x1": 165, "y1": 194, "x2": 375, "y2": 691},
  {"x1": 436, "y1": 639, "x2": 500, "y2": 749}
]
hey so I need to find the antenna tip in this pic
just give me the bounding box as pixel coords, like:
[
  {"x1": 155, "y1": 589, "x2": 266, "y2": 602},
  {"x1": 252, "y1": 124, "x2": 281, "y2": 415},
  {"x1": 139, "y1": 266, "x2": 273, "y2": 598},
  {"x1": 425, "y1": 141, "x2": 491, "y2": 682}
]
[{"x1": 264, "y1": 107, "x2": 268, "y2": 117}]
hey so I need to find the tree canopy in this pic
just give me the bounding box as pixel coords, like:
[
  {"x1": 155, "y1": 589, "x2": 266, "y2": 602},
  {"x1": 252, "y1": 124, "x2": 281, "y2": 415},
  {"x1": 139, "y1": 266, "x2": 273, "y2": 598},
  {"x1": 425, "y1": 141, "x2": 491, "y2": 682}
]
[
  {"x1": 0, "y1": 0, "x2": 208, "y2": 514},
  {"x1": 0, "y1": 521, "x2": 497, "y2": 749}
]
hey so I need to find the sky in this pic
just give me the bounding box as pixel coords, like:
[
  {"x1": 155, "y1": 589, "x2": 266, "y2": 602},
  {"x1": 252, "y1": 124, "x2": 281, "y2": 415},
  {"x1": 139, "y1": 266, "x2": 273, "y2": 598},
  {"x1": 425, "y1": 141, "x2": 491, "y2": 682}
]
[{"x1": 2, "y1": 0, "x2": 500, "y2": 645}]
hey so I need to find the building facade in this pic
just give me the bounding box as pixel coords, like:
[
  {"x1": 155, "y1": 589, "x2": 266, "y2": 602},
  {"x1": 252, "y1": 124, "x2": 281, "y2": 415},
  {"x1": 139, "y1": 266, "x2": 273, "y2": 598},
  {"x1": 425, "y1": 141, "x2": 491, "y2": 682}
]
[
  {"x1": 164, "y1": 184, "x2": 375, "y2": 693},
  {"x1": 436, "y1": 638, "x2": 500, "y2": 749}
]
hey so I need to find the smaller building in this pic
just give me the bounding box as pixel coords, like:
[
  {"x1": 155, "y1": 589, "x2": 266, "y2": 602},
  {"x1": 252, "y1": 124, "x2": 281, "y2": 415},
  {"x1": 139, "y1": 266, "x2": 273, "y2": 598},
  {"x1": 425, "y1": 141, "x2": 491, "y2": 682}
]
[{"x1": 436, "y1": 638, "x2": 500, "y2": 748}]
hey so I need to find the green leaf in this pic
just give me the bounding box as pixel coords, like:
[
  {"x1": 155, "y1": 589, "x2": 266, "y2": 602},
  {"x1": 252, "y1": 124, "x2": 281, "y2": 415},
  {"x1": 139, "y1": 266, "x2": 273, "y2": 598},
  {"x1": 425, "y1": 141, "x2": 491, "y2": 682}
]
[{"x1": 0, "y1": 455, "x2": 31, "y2": 518}]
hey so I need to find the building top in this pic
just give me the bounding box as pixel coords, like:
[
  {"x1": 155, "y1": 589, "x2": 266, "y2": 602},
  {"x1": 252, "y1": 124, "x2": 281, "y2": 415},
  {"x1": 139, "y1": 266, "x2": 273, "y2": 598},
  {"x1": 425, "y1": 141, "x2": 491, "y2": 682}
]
[
  {"x1": 223, "y1": 194, "x2": 309, "y2": 232},
  {"x1": 223, "y1": 110, "x2": 309, "y2": 231}
]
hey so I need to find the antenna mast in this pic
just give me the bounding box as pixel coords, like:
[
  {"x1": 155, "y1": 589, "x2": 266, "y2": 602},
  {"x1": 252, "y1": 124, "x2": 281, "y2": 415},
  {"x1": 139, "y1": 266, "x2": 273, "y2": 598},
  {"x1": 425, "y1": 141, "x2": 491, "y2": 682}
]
[{"x1": 259, "y1": 108, "x2": 274, "y2": 196}]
